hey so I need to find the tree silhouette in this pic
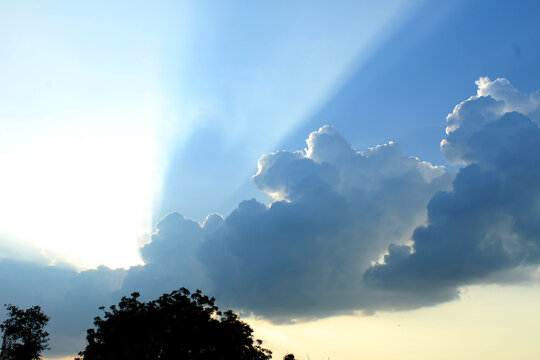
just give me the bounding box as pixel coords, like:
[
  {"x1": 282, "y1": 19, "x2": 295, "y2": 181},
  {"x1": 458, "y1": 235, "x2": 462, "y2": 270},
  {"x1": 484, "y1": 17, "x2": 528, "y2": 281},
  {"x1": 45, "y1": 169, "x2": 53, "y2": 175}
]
[
  {"x1": 75, "y1": 287, "x2": 272, "y2": 360},
  {"x1": 283, "y1": 354, "x2": 296, "y2": 360},
  {"x1": 0, "y1": 305, "x2": 50, "y2": 360}
]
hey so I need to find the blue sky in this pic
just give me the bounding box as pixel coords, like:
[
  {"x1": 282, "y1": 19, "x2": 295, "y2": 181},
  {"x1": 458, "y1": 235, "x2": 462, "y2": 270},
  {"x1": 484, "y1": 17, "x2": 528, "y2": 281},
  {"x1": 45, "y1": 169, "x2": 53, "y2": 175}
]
[
  {"x1": 1, "y1": 1, "x2": 540, "y2": 359},
  {"x1": 160, "y1": 0, "x2": 540, "y2": 223}
]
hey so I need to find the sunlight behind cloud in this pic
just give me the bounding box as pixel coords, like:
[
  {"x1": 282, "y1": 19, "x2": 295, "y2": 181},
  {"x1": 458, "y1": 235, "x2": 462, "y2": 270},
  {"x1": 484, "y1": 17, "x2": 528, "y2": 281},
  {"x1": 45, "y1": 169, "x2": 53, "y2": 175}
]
[
  {"x1": 0, "y1": 1, "x2": 196, "y2": 268},
  {"x1": 0, "y1": 107, "x2": 158, "y2": 269}
]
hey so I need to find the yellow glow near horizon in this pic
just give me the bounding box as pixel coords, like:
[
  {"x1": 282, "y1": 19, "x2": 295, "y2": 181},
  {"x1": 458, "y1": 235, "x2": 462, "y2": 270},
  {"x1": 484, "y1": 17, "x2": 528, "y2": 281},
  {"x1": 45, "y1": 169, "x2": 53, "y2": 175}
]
[{"x1": 249, "y1": 284, "x2": 540, "y2": 360}]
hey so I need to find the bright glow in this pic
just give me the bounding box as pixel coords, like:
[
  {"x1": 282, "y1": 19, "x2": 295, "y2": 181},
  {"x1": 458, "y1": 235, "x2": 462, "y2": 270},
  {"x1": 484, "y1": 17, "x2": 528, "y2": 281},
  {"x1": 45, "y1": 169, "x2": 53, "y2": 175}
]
[
  {"x1": 0, "y1": 106, "x2": 158, "y2": 269},
  {"x1": 0, "y1": 1, "x2": 194, "y2": 268}
]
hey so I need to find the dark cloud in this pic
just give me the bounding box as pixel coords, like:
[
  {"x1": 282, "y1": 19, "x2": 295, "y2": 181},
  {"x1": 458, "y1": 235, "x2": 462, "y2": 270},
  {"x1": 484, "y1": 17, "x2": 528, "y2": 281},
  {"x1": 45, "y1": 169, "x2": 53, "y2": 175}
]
[
  {"x1": 366, "y1": 78, "x2": 540, "y2": 304},
  {"x1": 121, "y1": 212, "x2": 211, "y2": 299},
  {"x1": 197, "y1": 126, "x2": 452, "y2": 319},
  {"x1": 0, "y1": 259, "x2": 124, "y2": 355}
]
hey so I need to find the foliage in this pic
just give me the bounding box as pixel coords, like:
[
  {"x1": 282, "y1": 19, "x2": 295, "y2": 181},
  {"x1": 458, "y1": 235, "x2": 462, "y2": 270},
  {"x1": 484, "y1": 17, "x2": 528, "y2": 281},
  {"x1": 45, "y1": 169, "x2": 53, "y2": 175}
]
[
  {"x1": 283, "y1": 354, "x2": 296, "y2": 360},
  {"x1": 76, "y1": 287, "x2": 272, "y2": 360},
  {"x1": 0, "y1": 304, "x2": 50, "y2": 360}
]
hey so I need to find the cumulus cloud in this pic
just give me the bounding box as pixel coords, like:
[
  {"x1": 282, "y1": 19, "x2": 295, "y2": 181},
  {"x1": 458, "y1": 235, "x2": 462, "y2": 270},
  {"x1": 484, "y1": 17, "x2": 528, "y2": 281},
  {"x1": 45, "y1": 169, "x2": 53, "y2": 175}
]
[
  {"x1": 121, "y1": 212, "x2": 209, "y2": 298},
  {"x1": 366, "y1": 77, "x2": 540, "y2": 304},
  {"x1": 197, "y1": 126, "x2": 452, "y2": 319},
  {"x1": 441, "y1": 77, "x2": 540, "y2": 164},
  {"x1": 104, "y1": 125, "x2": 451, "y2": 322},
  {"x1": 2, "y1": 77, "x2": 539, "y2": 356}
]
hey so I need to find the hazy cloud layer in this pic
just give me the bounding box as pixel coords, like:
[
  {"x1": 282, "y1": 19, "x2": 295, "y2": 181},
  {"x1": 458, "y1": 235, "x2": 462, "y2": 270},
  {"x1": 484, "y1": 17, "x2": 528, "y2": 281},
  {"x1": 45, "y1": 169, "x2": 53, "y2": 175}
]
[
  {"x1": 0, "y1": 259, "x2": 125, "y2": 354},
  {"x1": 365, "y1": 78, "x2": 540, "y2": 303},
  {"x1": 1, "y1": 78, "x2": 539, "y2": 355}
]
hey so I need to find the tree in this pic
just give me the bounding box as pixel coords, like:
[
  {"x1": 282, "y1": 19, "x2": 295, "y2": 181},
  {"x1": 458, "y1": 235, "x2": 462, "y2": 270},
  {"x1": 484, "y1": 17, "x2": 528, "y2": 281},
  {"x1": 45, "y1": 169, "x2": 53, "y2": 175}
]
[
  {"x1": 0, "y1": 305, "x2": 50, "y2": 360},
  {"x1": 283, "y1": 354, "x2": 296, "y2": 360},
  {"x1": 76, "y1": 287, "x2": 272, "y2": 360}
]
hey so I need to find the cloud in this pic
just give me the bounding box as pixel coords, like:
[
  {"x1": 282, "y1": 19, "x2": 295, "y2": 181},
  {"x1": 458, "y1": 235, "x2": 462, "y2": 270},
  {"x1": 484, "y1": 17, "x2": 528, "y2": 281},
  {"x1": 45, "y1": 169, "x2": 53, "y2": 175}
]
[
  {"x1": 365, "y1": 77, "x2": 540, "y2": 304},
  {"x1": 197, "y1": 126, "x2": 452, "y2": 319},
  {"x1": 111, "y1": 126, "x2": 452, "y2": 322},
  {"x1": 0, "y1": 259, "x2": 124, "y2": 355},
  {"x1": 1, "y1": 77, "x2": 539, "y2": 356},
  {"x1": 121, "y1": 212, "x2": 216, "y2": 298},
  {"x1": 441, "y1": 77, "x2": 540, "y2": 165}
]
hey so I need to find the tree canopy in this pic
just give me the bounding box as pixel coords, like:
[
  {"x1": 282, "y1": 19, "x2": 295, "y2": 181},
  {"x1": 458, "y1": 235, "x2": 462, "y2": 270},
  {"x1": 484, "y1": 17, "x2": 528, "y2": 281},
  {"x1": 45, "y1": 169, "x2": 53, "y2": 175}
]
[
  {"x1": 0, "y1": 304, "x2": 50, "y2": 360},
  {"x1": 76, "y1": 287, "x2": 272, "y2": 360}
]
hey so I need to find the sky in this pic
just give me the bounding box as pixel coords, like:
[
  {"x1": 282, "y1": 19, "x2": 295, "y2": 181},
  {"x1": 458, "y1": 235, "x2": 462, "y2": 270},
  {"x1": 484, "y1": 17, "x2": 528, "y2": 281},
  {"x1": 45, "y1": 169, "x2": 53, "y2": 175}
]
[{"x1": 1, "y1": 0, "x2": 540, "y2": 359}]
